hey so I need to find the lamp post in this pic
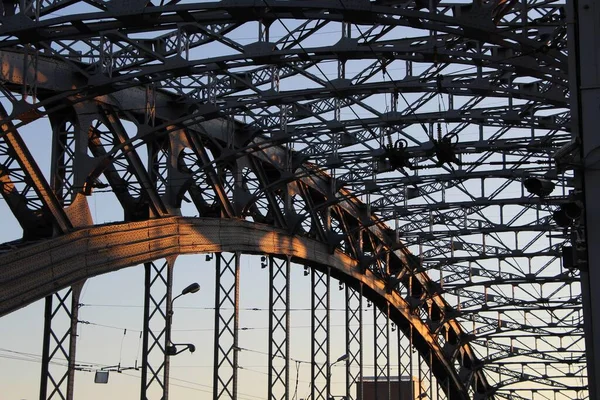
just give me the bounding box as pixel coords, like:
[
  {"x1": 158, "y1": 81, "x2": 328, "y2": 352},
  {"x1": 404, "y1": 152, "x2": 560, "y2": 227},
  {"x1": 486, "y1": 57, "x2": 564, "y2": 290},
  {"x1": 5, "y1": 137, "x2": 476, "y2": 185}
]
[
  {"x1": 166, "y1": 282, "x2": 200, "y2": 356},
  {"x1": 327, "y1": 354, "x2": 348, "y2": 400}
]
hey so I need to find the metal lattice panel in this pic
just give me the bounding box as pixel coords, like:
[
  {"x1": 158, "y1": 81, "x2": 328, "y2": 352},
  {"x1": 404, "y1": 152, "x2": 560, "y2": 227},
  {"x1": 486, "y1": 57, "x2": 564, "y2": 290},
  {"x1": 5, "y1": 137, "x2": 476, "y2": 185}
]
[
  {"x1": 311, "y1": 267, "x2": 330, "y2": 400},
  {"x1": 0, "y1": 1, "x2": 590, "y2": 399},
  {"x1": 140, "y1": 260, "x2": 172, "y2": 400},
  {"x1": 373, "y1": 303, "x2": 390, "y2": 399},
  {"x1": 39, "y1": 284, "x2": 82, "y2": 400},
  {"x1": 268, "y1": 255, "x2": 290, "y2": 400},
  {"x1": 346, "y1": 284, "x2": 363, "y2": 400},
  {"x1": 213, "y1": 252, "x2": 240, "y2": 400}
]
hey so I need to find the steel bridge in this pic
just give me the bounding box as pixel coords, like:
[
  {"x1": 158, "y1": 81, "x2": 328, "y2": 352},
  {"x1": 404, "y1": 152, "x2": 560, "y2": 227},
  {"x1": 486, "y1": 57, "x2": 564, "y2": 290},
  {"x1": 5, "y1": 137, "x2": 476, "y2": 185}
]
[{"x1": 0, "y1": 0, "x2": 595, "y2": 399}]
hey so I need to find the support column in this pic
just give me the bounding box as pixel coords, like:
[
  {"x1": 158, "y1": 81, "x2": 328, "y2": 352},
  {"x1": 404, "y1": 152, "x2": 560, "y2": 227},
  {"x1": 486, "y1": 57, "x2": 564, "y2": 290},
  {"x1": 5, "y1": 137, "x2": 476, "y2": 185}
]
[
  {"x1": 140, "y1": 260, "x2": 173, "y2": 400},
  {"x1": 311, "y1": 268, "x2": 330, "y2": 400},
  {"x1": 39, "y1": 283, "x2": 83, "y2": 400},
  {"x1": 418, "y1": 351, "x2": 431, "y2": 400},
  {"x1": 373, "y1": 303, "x2": 390, "y2": 400},
  {"x1": 50, "y1": 110, "x2": 77, "y2": 206},
  {"x1": 398, "y1": 325, "x2": 411, "y2": 400},
  {"x1": 568, "y1": 0, "x2": 600, "y2": 397},
  {"x1": 213, "y1": 252, "x2": 240, "y2": 400},
  {"x1": 268, "y1": 256, "x2": 290, "y2": 400},
  {"x1": 346, "y1": 284, "x2": 363, "y2": 400}
]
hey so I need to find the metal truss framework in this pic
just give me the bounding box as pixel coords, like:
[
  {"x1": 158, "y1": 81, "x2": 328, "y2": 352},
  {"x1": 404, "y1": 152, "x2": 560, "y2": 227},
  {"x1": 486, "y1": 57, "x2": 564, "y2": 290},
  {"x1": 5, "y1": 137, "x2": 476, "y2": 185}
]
[
  {"x1": 311, "y1": 268, "x2": 330, "y2": 400},
  {"x1": 39, "y1": 284, "x2": 82, "y2": 400},
  {"x1": 141, "y1": 260, "x2": 172, "y2": 400},
  {"x1": 0, "y1": 0, "x2": 591, "y2": 399},
  {"x1": 213, "y1": 252, "x2": 240, "y2": 400},
  {"x1": 268, "y1": 255, "x2": 290, "y2": 400},
  {"x1": 345, "y1": 284, "x2": 363, "y2": 400}
]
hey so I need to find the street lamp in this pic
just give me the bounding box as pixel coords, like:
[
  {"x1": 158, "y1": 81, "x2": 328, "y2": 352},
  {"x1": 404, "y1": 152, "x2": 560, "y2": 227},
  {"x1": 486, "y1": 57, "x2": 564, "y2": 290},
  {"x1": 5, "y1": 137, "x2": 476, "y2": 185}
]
[
  {"x1": 327, "y1": 354, "x2": 349, "y2": 400},
  {"x1": 524, "y1": 177, "x2": 556, "y2": 198},
  {"x1": 166, "y1": 282, "x2": 200, "y2": 356},
  {"x1": 173, "y1": 282, "x2": 200, "y2": 302}
]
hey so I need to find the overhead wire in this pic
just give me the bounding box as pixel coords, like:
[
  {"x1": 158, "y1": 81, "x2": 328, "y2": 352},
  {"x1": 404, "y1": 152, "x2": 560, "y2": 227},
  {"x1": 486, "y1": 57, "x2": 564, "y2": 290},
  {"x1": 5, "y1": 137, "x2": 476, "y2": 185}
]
[{"x1": 78, "y1": 318, "x2": 376, "y2": 334}]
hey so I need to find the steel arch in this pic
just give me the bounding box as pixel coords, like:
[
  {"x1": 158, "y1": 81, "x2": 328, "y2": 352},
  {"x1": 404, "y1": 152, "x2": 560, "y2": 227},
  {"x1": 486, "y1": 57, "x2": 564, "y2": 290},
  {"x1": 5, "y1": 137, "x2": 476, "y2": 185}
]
[{"x1": 0, "y1": 216, "x2": 478, "y2": 399}]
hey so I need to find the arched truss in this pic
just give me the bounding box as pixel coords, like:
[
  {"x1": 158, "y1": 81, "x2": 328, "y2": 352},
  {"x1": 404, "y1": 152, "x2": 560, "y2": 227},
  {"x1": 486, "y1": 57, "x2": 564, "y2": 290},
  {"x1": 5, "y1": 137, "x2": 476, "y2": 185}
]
[
  {"x1": 0, "y1": 1, "x2": 586, "y2": 399},
  {"x1": 1, "y1": 217, "x2": 478, "y2": 398}
]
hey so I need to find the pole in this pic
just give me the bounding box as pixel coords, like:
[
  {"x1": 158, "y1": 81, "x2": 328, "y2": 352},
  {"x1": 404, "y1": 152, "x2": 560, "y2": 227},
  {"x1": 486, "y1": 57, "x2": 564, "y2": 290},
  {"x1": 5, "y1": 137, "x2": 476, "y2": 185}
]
[{"x1": 568, "y1": 0, "x2": 600, "y2": 397}]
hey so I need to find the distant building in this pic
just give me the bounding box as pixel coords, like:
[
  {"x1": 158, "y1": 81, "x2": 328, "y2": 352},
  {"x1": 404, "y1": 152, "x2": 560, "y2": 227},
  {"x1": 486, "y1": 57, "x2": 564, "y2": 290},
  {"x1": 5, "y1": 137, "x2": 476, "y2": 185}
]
[{"x1": 357, "y1": 376, "x2": 421, "y2": 400}]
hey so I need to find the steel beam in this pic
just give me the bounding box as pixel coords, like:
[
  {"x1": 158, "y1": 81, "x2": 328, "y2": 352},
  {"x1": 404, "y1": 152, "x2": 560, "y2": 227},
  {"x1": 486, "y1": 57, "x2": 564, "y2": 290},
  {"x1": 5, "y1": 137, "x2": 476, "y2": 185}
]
[
  {"x1": 97, "y1": 106, "x2": 168, "y2": 218},
  {"x1": 373, "y1": 302, "x2": 390, "y2": 400},
  {"x1": 569, "y1": 0, "x2": 600, "y2": 397},
  {"x1": 268, "y1": 256, "x2": 290, "y2": 400},
  {"x1": 345, "y1": 284, "x2": 363, "y2": 400},
  {"x1": 39, "y1": 283, "x2": 82, "y2": 400},
  {"x1": 49, "y1": 110, "x2": 77, "y2": 206},
  {"x1": 311, "y1": 267, "x2": 330, "y2": 400},
  {"x1": 0, "y1": 103, "x2": 71, "y2": 235},
  {"x1": 213, "y1": 252, "x2": 240, "y2": 400},
  {"x1": 140, "y1": 260, "x2": 172, "y2": 400},
  {"x1": 398, "y1": 324, "x2": 411, "y2": 400}
]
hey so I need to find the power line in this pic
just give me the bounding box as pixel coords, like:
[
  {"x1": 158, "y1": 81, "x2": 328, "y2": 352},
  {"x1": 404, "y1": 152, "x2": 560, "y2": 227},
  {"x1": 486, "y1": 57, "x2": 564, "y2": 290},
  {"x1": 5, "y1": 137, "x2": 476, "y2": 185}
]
[
  {"x1": 81, "y1": 303, "x2": 366, "y2": 311},
  {"x1": 0, "y1": 347, "x2": 265, "y2": 400},
  {"x1": 78, "y1": 319, "x2": 372, "y2": 334}
]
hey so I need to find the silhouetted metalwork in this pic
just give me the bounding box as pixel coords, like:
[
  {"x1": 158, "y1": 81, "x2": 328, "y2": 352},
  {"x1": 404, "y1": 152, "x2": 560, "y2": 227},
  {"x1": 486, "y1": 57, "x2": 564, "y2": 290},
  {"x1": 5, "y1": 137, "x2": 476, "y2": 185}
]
[
  {"x1": 311, "y1": 268, "x2": 331, "y2": 400},
  {"x1": 0, "y1": 0, "x2": 589, "y2": 399},
  {"x1": 141, "y1": 260, "x2": 172, "y2": 400},
  {"x1": 40, "y1": 285, "x2": 82, "y2": 400},
  {"x1": 346, "y1": 284, "x2": 363, "y2": 400},
  {"x1": 213, "y1": 252, "x2": 240, "y2": 400},
  {"x1": 268, "y1": 255, "x2": 290, "y2": 400}
]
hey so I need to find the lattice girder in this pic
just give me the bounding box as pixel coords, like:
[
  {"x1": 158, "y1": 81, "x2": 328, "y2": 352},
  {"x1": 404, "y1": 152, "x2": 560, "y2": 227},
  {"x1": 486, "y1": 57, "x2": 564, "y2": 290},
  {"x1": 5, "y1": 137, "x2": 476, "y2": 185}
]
[{"x1": 0, "y1": 1, "x2": 584, "y2": 399}]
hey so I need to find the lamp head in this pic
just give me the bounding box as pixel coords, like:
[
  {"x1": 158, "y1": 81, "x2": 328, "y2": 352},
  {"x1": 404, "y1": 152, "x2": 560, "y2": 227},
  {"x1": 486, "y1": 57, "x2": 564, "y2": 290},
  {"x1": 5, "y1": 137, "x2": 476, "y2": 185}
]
[
  {"x1": 181, "y1": 282, "x2": 200, "y2": 296},
  {"x1": 166, "y1": 343, "x2": 196, "y2": 356},
  {"x1": 335, "y1": 354, "x2": 349, "y2": 363},
  {"x1": 524, "y1": 178, "x2": 555, "y2": 197}
]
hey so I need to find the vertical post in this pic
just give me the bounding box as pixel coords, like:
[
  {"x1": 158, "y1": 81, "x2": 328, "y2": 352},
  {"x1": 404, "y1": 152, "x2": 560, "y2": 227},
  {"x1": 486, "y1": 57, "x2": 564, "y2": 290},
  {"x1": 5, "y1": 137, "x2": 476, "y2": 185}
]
[
  {"x1": 398, "y1": 324, "x2": 410, "y2": 400},
  {"x1": 50, "y1": 111, "x2": 77, "y2": 207},
  {"x1": 22, "y1": 43, "x2": 38, "y2": 103},
  {"x1": 373, "y1": 303, "x2": 390, "y2": 400},
  {"x1": 164, "y1": 262, "x2": 173, "y2": 400},
  {"x1": 568, "y1": 0, "x2": 600, "y2": 397},
  {"x1": 66, "y1": 284, "x2": 83, "y2": 398},
  {"x1": 145, "y1": 83, "x2": 156, "y2": 127},
  {"x1": 39, "y1": 283, "x2": 83, "y2": 400},
  {"x1": 268, "y1": 256, "x2": 291, "y2": 400},
  {"x1": 419, "y1": 352, "x2": 427, "y2": 400},
  {"x1": 429, "y1": 353, "x2": 434, "y2": 400},
  {"x1": 410, "y1": 327, "x2": 415, "y2": 399},
  {"x1": 213, "y1": 252, "x2": 240, "y2": 400},
  {"x1": 346, "y1": 284, "x2": 362, "y2": 400},
  {"x1": 387, "y1": 306, "x2": 391, "y2": 400},
  {"x1": 141, "y1": 264, "x2": 150, "y2": 399},
  {"x1": 39, "y1": 296, "x2": 52, "y2": 400},
  {"x1": 140, "y1": 260, "x2": 172, "y2": 400},
  {"x1": 311, "y1": 267, "x2": 330, "y2": 400}
]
